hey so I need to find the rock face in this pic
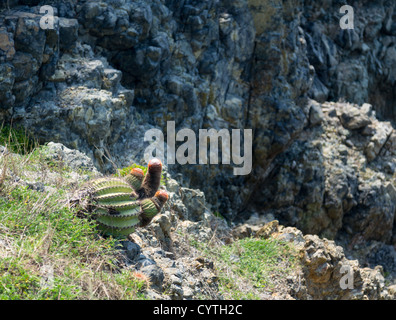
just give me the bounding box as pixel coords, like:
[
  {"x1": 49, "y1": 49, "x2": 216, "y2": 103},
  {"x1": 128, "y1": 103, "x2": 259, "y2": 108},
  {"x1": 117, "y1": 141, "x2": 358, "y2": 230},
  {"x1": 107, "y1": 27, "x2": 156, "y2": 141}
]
[
  {"x1": 46, "y1": 141, "x2": 100, "y2": 173},
  {"x1": 296, "y1": 233, "x2": 391, "y2": 300},
  {"x1": 248, "y1": 99, "x2": 396, "y2": 284},
  {"x1": 250, "y1": 100, "x2": 396, "y2": 243},
  {"x1": 302, "y1": 0, "x2": 396, "y2": 121},
  {"x1": 275, "y1": 226, "x2": 393, "y2": 300}
]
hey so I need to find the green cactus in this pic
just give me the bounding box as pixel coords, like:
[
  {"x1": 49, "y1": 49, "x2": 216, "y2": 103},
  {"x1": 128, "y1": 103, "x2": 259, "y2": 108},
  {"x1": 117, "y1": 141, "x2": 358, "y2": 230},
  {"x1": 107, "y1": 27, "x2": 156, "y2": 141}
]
[{"x1": 75, "y1": 158, "x2": 168, "y2": 238}]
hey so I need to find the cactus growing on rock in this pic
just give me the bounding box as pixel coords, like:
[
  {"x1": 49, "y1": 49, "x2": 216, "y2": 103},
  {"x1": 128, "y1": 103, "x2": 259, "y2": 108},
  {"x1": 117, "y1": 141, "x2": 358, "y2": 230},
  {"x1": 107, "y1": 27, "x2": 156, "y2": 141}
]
[{"x1": 74, "y1": 158, "x2": 168, "y2": 237}]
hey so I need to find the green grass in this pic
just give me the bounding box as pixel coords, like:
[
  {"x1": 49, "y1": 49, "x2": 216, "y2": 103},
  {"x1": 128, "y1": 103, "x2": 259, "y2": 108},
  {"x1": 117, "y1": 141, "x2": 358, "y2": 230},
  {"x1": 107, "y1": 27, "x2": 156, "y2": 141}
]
[
  {"x1": 0, "y1": 129, "x2": 148, "y2": 300},
  {"x1": 0, "y1": 184, "x2": 147, "y2": 300},
  {"x1": 0, "y1": 124, "x2": 37, "y2": 155},
  {"x1": 188, "y1": 234, "x2": 298, "y2": 299},
  {"x1": 218, "y1": 238, "x2": 296, "y2": 295}
]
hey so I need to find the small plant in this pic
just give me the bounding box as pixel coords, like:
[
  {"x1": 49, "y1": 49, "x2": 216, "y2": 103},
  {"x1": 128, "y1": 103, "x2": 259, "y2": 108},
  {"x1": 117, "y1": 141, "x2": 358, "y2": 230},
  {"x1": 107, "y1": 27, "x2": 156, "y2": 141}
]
[
  {"x1": 0, "y1": 124, "x2": 38, "y2": 155},
  {"x1": 213, "y1": 211, "x2": 225, "y2": 220},
  {"x1": 74, "y1": 159, "x2": 168, "y2": 238}
]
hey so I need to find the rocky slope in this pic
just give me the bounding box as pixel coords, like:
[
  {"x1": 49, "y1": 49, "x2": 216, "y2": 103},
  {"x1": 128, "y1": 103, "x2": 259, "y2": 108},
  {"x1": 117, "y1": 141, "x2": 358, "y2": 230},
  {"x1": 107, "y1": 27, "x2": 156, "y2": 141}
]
[
  {"x1": 0, "y1": 0, "x2": 395, "y2": 299},
  {"x1": 2, "y1": 142, "x2": 394, "y2": 300}
]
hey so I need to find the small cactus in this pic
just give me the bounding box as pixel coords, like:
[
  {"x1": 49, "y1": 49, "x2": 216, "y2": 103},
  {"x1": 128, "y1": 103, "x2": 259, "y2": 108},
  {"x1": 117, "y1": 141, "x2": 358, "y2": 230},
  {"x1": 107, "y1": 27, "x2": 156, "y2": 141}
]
[{"x1": 74, "y1": 158, "x2": 168, "y2": 237}]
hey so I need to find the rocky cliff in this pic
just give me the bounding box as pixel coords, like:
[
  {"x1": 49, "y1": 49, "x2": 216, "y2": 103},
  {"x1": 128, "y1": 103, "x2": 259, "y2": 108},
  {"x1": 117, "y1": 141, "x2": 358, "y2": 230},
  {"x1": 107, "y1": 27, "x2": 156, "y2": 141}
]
[{"x1": 0, "y1": 0, "x2": 395, "y2": 299}]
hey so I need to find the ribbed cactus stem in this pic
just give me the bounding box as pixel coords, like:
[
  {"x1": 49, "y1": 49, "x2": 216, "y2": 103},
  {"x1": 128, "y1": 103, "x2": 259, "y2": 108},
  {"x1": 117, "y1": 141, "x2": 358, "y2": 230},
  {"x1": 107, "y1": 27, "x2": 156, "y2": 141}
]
[
  {"x1": 97, "y1": 214, "x2": 140, "y2": 229},
  {"x1": 76, "y1": 158, "x2": 168, "y2": 238},
  {"x1": 96, "y1": 201, "x2": 140, "y2": 211},
  {"x1": 138, "y1": 158, "x2": 162, "y2": 198},
  {"x1": 90, "y1": 178, "x2": 130, "y2": 188},
  {"x1": 95, "y1": 192, "x2": 135, "y2": 203},
  {"x1": 139, "y1": 190, "x2": 169, "y2": 227},
  {"x1": 93, "y1": 185, "x2": 133, "y2": 196},
  {"x1": 124, "y1": 168, "x2": 144, "y2": 191},
  {"x1": 96, "y1": 224, "x2": 138, "y2": 237}
]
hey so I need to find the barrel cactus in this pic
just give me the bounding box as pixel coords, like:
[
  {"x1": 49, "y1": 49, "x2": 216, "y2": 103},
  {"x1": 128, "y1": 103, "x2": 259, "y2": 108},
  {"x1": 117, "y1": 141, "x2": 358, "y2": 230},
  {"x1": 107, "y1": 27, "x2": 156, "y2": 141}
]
[{"x1": 74, "y1": 158, "x2": 168, "y2": 237}]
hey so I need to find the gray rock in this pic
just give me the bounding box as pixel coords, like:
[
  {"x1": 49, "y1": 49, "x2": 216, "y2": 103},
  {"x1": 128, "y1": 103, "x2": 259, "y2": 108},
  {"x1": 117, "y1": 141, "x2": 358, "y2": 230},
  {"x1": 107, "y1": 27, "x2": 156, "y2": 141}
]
[
  {"x1": 136, "y1": 254, "x2": 156, "y2": 269},
  {"x1": 59, "y1": 18, "x2": 79, "y2": 51},
  {"x1": 294, "y1": 233, "x2": 392, "y2": 300},
  {"x1": 343, "y1": 182, "x2": 396, "y2": 243},
  {"x1": 11, "y1": 52, "x2": 39, "y2": 82},
  {"x1": 0, "y1": 63, "x2": 15, "y2": 109},
  {"x1": 180, "y1": 188, "x2": 206, "y2": 221},
  {"x1": 249, "y1": 100, "x2": 396, "y2": 246},
  {"x1": 309, "y1": 74, "x2": 329, "y2": 102},
  {"x1": 46, "y1": 142, "x2": 99, "y2": 173},
  {"x1": 119, "y1": 240, "x2": 141, "y2": 262},
  {"x1": 140, "y1": 264, "x2": 164, "y2": 290},
  {"x1": 340, "y1": 105, "x2": 371, "y2": 130},
  {"x1": 302, "y1": 0, "x2": 396, "y2": 121},
  {"x1": 364, "y1": 121, "x2": 393, "y2": 161},
  {"x1": 309, "y1": 101, "x2": 325, "y2": 126},
  {"x1": 0, "y1": 26, "x2": 15, "y2": 61}
]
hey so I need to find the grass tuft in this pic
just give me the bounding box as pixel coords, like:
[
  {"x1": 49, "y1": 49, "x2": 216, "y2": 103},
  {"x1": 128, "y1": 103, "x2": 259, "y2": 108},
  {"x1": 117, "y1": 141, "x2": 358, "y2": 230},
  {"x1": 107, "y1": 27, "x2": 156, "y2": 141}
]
[
  {"x1": 187, "y1": 233, "x2": 298, "y2": 299},
  {"x1": 0, "y1": 124, "x2": 37, "y2": 155}
]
